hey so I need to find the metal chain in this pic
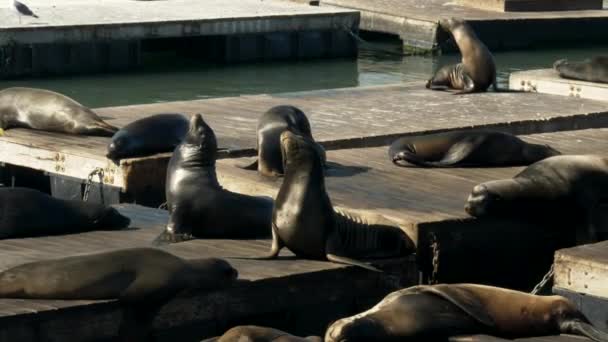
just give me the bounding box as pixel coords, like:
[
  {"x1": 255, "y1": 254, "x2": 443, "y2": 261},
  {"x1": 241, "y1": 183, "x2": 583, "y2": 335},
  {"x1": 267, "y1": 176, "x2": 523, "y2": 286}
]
[
  {"x1": 429, "y1": 233, "x2": 440, "y2": 285},
  {"x1": 531, "y1": 264, "x2": 555, "y2": 295},
  {"x1": 83, "y1": 168, "x2": 105, "y2": 202}
]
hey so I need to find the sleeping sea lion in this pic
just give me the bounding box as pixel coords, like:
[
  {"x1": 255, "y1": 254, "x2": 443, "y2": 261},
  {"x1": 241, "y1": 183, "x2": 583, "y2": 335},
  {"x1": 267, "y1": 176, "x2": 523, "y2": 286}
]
[
  {"x1": 154, "y1": 114, "x2": 273, "y2": 244},
  {"x1": 0, "y1": 247, "x2": 238, "y2": 341},
  {"x1": 325, "y1": 283, "x2": 608, "y2": 342},
  {"x1": 240, "y1": 105, "x2": 326, "y2": 177},
  {"x1": 202, "y1": 326, "x2": 322, "y2": 342},
  {"x1": 106, "y1": 113, "x2": 189, "y2": 162},
  {"x1": 389, "y1": 130, "x2": 560, "y2": 168},
  {"x1": 426, "y1": 18, "x2": 497, "y2": 94},
  {"x1": 465, "y1": 155, "x2": 608, "y2": 244},
  {"x1": 254, "y1": 131, "x2": 413, "y2": 271},
  {"x1": 554, "y1": 56, "x2": 608, "y2": 84},
  {"x1": 0, "y1": 87, "x2": 117, "y2": 136},
  {"x1": 0, "y1": 187, "x2": 130, "y2": 239}
]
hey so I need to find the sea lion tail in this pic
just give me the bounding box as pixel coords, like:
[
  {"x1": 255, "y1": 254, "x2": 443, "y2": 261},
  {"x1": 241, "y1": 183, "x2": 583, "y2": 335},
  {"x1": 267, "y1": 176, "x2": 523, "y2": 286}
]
[
  {"x1": 561, "y1": 319, "x2": 608, "y2": 342},
  {"x1": 326, "y1": 253, "x2": 382, "y2": 272},
  {"x1": 392, "y1": 151, "x2": 450, "y2": 168},
  {"x1": 237, "y1": 159, "x2": 259, "y2": 171}
]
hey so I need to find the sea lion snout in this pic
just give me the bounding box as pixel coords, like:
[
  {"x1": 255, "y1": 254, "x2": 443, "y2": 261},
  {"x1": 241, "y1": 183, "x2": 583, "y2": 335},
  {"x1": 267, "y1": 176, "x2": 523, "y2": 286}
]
[{"x1": 553, "y1": 59, "x2": 568, "y2": 70}]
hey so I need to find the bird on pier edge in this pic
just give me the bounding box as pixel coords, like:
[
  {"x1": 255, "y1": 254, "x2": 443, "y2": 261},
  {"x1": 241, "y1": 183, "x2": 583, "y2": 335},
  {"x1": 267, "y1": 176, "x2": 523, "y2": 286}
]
[{"x1": 11, "y1": 0, "x2": 38, "y2": 24}]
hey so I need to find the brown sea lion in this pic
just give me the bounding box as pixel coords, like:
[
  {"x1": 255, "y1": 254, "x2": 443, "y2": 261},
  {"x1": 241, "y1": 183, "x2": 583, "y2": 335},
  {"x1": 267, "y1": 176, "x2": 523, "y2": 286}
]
[
  {"x1": 0, "y1": 87, "x2": 117, "y2": 136},
  {"x1": 554, "y1": 56, "x2": 608, "y2": 84},
  {"x1": 465, "y1": 155, "x2": 608, "y2": 244},
  {"x1": 426, "y1": 18, "x2": 497, "y2": 94},
  {"x1": 389, "y1": 130, "x2": 560, "y2": 168},
  {"x1": 253, "y1": 131, "x2": 413, "y2": 271},
  {"x1": 325, "y1": 283, "x2": 608, "y2": 342},
  {"x1": 202, "y1": 326, "x2": 322, "y2": 342}
]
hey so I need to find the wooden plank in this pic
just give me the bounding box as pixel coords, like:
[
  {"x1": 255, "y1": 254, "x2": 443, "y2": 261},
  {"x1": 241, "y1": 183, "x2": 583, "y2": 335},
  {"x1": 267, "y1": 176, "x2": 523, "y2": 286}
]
[
  {"x1": 510, "y1": 69, "x2": 608, "y2": 102},
  {"x1": 554, "y1": 241, "x2": 608, "y2": 299},
  {"x1": 2, "y1": 83, "x2": 608, "y2": 193},
  {"x1": 553, "y1": 288, "x2": 608, "y2": 332},
  {"x1": 0, "y1": 204, "x2": 413, "y2": 341},
  {"x1": 459, "y1": 0, "x2": 603, "y2": 12},
  {"x1": 450, "y1": 335, "x2": 590, "y2": 342}
]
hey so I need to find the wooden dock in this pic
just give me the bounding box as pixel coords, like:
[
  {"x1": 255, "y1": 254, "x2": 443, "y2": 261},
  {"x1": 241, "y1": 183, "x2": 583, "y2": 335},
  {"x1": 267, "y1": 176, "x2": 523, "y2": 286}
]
[
  {"x1": 319, "y1": 0, "x2": 608, "y2": 52},
  {"x1": 2, "y1": 83, "x2": 608, "y2": 205},
  {"x1": 510, "y1": 69, "x2": 608, "y2": 102},
  {"x1": 0, "y1": 204, "x2": 411, "y2": 342},
  {"x1": 554, "y1": 240, "x2": 608, "y2": 332},
  {"x1": 0, "y1": 0, "x2": 359, "y2": 77}
]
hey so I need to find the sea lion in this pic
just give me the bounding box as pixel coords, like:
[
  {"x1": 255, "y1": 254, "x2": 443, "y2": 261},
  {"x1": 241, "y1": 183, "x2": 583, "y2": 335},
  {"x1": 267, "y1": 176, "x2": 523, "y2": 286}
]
[
  {"x1": 255, "y1": 131, "x2": 413, "y2": 271},
  {"x1": 0, "y1": 87, "x2": 117, "y2": 136},
  {"x1": 106, "y1": 113, "x2": 189, "y2": 162},
  {"x1": 202, "y1": 326, "x2": 322, "y2": 342},
  {"x1": 0, "y1": 247, "x2": 238, "y2": 341},
  {"x1": 554, "y1": 56, "x2": 608, "y2": 84},
  {"x1": 388, "y1": 130, "x2": 561, "y2": 168},
  {"x1": 426, "y1": 18, "x2": 497, "y2": 94},
  {"x1": 0, "y1": 187, "x2": 130, "y2": 239},
  {"x1": 325, "y1": 283, "x2": 608, "y2": 342},
  {"x1": 240, "y1": 105, "x2": 326, "y2": 177},
  {"x1": 154, "y1": 114, "x2": 273, "y2": 244},
  {"x1": 465, "y1": 155, "x2": 608, "y2": 244}
]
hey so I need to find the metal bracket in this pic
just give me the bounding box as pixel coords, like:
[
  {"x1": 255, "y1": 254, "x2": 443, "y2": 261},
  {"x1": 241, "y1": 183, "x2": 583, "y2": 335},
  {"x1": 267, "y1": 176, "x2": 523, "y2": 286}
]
[
  {"x1": 518, "y1": 80, "x2": 537, "y2": 92},
  {"x1": 569, "y1": 85, "x2": 582, "y2": 98},
  {"x1": 53, "y1": 153, "x2": 65, "y2": 173}
]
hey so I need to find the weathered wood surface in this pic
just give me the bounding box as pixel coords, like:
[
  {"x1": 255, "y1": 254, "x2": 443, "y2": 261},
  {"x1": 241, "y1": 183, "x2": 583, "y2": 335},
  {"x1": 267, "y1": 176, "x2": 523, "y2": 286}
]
[
  {"x1": 450, "y1": 335, "x2": 591, "y2": 341},
  {"x1": 510, "y1": 69, "x2": 608, "y2": 102},
  {"x1": 554, "y1": 240, "x2": 608, "y2": 299},
  {"x1": 2, "y1": 83, "x2": 608, "y2": 191},
  {"x1": 0, "y1": 204, "x2": 411, "y2": 341},
  {"x1": 459, "y1": 0, "x2": 603, "y2": 12},
  {"x1": 554, "y1": 288, "x2": 608, "y2": 332}
]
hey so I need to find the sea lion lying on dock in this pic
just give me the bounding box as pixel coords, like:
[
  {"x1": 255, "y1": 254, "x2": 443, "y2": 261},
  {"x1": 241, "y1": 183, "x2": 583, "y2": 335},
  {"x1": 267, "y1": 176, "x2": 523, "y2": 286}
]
[
  {"x1": 389, "y1": 130, "x2": 560, "y2": 168},
  {"x1": 466, "y1": 155, "x2": 608, "y2": 244},
  {"x1": 240, "y1": 105, "x2": 326, "y2": 177},
  {"x1": 0, "y1": 187, "x2": 130, "y2": 239},
  {"x1": 253, "y1": 131, "x2": 413, "y2": 271},
  {"x1": 325, "y1": 283, "x2": 608, "y2": 342},
  {"x1": 106, "y1": 113, "x2": 189, "y2": 162},
  {"x1": 202, "y1": 326, "x2": 322, "y2": 342},
  {"x1": 426, "y1": 18, "x2": 497, "y2": 94},
  {"x1": 0, "y1": 87, "x2": 117, "y2": 136},
  {"x1": 154, "y1": 114, "x2": 273, "y2": 244},
  {"x1": 554, "y1": 56, "x2": 608, "y2": 84},
  {"x1": 0, "y1": 248, "x2": 238, "y2": 341}
]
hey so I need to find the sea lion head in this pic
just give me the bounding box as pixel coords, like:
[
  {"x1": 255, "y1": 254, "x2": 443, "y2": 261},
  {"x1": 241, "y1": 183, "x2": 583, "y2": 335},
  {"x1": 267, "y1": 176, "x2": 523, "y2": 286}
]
[
  {"x1": 325, "y1": 316, "x2": 390, "y2": 342},
  {"x1": 186, "y1": 257, "x2": 239, "y2": 290},
  {"x1": 465, "y1": 180, "x2": 522, "y2": 217},
  {"x1": 553, "y1": 59, "x2": 569, "y2": 70},
  {"x1": 106, "y1": 129, "x2": 140, "y2": 162},
  {"x1": 439, "y1": 17, "x2": 466, "y2": 32},
  {"x1": 180, "y1": 113, "x2": 217, "y2": 166},
  {"x1": 280, "y1": 130, "x2": 323, "y2": 174},
  {"x1": 522, "y1": 143, "x2": 562, "y2": 164}
]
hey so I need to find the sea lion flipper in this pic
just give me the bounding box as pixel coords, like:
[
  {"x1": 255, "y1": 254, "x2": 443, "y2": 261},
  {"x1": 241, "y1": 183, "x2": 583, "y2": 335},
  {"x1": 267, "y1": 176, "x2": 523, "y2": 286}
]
[
  {"x1": 151, "y1": 230, "x2": 194, "y2": 246},
  {"x1": 560, "y1": 319, "x2": 608, "y2": 342},
  {"x1": 325, "y1": 253, "x2": 382, "y2": 272},
  {"x1": 453, "y1": 73, "x2": 476, "y2": 95},
  {"x1": 237, "y1": 159, "x2": 259, "y2": 171},
  {"x1": 421, "y1": 285, "x2": 496, "y2": 328}
]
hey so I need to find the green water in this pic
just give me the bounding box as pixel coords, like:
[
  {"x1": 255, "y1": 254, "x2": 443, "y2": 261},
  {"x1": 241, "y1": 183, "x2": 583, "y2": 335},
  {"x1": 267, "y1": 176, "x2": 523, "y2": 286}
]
[{"x1": 1, "y1": 40, "x2": 608, "y2": 108}]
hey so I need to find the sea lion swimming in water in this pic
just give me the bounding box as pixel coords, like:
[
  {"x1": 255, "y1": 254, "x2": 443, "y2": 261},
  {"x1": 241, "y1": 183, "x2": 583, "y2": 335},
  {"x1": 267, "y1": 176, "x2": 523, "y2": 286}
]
[
  {"x1": 202, "y1": 326, "x2": 322, "y2": 342},
  {"x1": 325, "y1": 283, "x2": 608, "y2": 342},
  {"x1": 253, "y1": 131, "x2": 413, "y2": 271},
  {"x1": 0, "y1": 187, "x2": 130, "y2": 239},
  {"x1": 154, "y1": 114, "x2": 273, "y2": 244},
  {"x1": 389, "y1": 130, "x2": 560, "y2": 168},
  {"x1": 240, "y1": 105, "x2": 326, "y2": 177},
  {"x1": 106, "y1": 113, "x2": 189, "y2": 162},
  {"x1": 426, "y1": 18, "x2": 497, "y2": 94},
  {"x1": 554, "y1": 56, "x2": 608, "y2": 84},
  {"x1": 0, "y1": 87, "x2": 117, "y2": 136},
  {"x1": 466, "y1": 155, "x2": 608, "y2": 244},
  {"x1": 0, "y1": 247, "x2": 238, "y2": 341}
]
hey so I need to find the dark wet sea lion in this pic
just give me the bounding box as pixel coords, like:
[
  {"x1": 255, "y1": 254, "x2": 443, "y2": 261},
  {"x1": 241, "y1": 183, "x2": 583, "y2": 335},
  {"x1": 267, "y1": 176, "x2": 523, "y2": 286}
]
[
  {"x1": 256, "y1": 131, "x2": 413, "y2": 271},
  {"x1": 240, "y1": 105, "x2": 326, "y2": 177},
  {"x1": 0, "y1": 247, "x2": 238, "y2": 341},
  {"x1": 154, "y1": 114, "x2": 273, "y2": 244},
  {"x1": 465, "y1": 155, "x2": 608, "y2": 244},
  {"x1": 202, "y1": 326, "x2": 322, "y2": 342},
  {"x1": 0, "y1": 187, "x2": 130, "y2": 239},
  {"x1": 389, "y1": 130, "x2": 560, "y2": 168},
  {"x1": 106, "y1": 113, "x2": 189, "y2": 162},
  {"x1": 0, "y1": 87, "x2": 117, "y2": 136},
  {"x1": 427, "y1": 18, "x2": 497, "y2": 94},
  {"x1": 554, "y1": 56, "x2": 608, "y2": 84},
  {"x1": 325, "y1": 283, "x2": 608, "y2": 342}
]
